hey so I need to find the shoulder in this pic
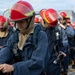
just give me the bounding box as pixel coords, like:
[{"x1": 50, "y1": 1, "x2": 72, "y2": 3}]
[
  {"x1": 34, "y1": 24, "x2": 46, "y2": 36},
  {"x1": 8, "y1": 31, "x2": 19, "y2": 41},
  {"x1": 39, "y1": 30, "x2": 46, "y2": 35},
  {"x1": 38, "y1": 30, "x2": 47, "y2": 39},
  {"x1": 8, "y1": 26, "x2": 15, "y2": 34}
]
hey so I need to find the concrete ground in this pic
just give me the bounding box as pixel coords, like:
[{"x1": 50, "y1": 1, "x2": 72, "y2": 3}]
[{"x1": 68, "y1": 65, "x2": 75, "y2": 75}]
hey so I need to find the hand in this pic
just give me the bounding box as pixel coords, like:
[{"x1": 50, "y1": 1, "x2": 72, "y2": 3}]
[
  {"x1": 59, "y1": 24, "x2": 66, "y2": 29},
  {"x1": 0, "y1": 46, "x2": 3, "y2": 48},
  {"x1": 0, "y1": 64, "x2": 14, "y2": 73},
  {"x1": 60, "y1": 51, "x2": 66, "y2": 57}
]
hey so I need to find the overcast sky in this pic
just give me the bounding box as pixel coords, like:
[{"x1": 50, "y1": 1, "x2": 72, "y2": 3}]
[{"x1": 0, "y1": 0, "x2": 75, "y2": 15}]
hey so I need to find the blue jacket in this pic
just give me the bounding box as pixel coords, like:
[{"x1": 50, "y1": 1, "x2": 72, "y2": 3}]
[
  {"x1": 40, "y1": 24, "x2": 64, "y2": 55},
  {"x1": 0, "y1": 26, "x2": 14, "y2": 50},
  {"x1": 58, "y1": 25, "x2": 74, "y2": 47},
  {"x1": 72, "y1": 29, "x2": 75, "y2": 48},
  {"x1": 39, "y1": 24, "x2": 62, "y2": 75},
  {"x1": 0, "y1": 30, "x2": 49, "y2": 75}
]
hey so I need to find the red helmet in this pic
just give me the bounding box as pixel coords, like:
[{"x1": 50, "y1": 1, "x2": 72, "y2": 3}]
[
  {"x1": 10, "y1": 1, "x2": 35, "y2": 21},
  {"x1": 34, "y1": 17, "x2": 39, "y2": 23},
  {"x1": 40, "y1": 8, "x2": 58, "y2": 27},
  {"x1": 0, "y1": 15, "x2": 7, "y2": 28},
  {"x1": 60, "y1": 11, "x2": 68, "y2": 18}
]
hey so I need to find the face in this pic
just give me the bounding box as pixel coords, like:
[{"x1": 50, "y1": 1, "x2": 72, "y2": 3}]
[
  {"x1": 16, "y1": 19, "x2": 28, "y2": 32},
  {"x1": 16, "y1": 17, "x2": 34, "y2": 34},
  {"x1": 59, "y1": 18, "x2": 67, "y2": 25},
  {"x1": 0, "y1": 22, "x2": 7, "y2": 31}
]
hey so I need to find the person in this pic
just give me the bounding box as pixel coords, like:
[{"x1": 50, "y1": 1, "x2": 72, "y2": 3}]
[
  {"x1": 58, "y1": 11, "x2": 74, "y2": 75},
  {"x1": 0, "y1": 1, "x2": 50, "y2": 75},
  {"x1": 0, "y1": 15, "x2": 14, "y2": 50},
  {"x1": 66, "y1": 17, "x2": 74, "y2": 72},
  {"x1": 39, "y1": 8, "x2": 65, "y2": 75},
  {"x1": 34, "y1": 16, "x2": 40, "y2": 24},
  {"x1": 69, "y1": 22, "x2": 75, "y2": 71},
  {"x1": 66, "y1": 17, "x2": 73, "y2": 27}
]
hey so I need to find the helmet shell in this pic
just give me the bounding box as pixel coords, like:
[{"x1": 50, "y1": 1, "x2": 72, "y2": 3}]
[
  {"x1": 60, "y1": 11, "x2": 68, "y2": 18},
  {"x1": 34, "y1": 17, "x2": 39, "y2": 23},
  {"x1": 10, "y1": 1, "x2": 35, "y2": 21},
  {"x1": 40, "y1": 8, "x2": 58, "y2": 27},
  {"x1": 0, "y1": 15, "x2": 7, "y2": 28}
]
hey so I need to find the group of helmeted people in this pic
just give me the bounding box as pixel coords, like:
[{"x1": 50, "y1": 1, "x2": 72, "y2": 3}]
[{"x1": 0, "y1": 1, "x2": 75, "y2": 75}]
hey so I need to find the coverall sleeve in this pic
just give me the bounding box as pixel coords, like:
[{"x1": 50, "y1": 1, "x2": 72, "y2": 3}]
[
  {"x1": 0, "y1": 35, "x2": 14, "y2": 63},
  {"x1": 13, "y1": 31, "x2": 49, "y2": 75},
  {"x1": 65, "y1": 26, "x2": 74, "y2": 37}
]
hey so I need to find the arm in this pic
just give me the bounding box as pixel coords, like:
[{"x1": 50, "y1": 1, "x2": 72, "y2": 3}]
[
  {"x1": 0, "y1": 35, "x2": 15, "y2": 64},
  {"x1": 59, "y1": 24, "x2": 74, "y2": 37},
  {"x1": 65, "y1": 26, "x2": 74, "y2": 37}
]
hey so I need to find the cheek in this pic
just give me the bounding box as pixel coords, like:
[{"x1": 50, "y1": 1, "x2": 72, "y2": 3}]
[
  {"x1": 22, "y1": 24, "x2": 28, "y2": 28},
  {"x1": 17, "y1": 23, "x2": 24, "y2": 27}
]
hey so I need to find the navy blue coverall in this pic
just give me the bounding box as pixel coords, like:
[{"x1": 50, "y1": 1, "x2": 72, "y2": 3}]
[
  {"x1": 58, "y1": 25, "x2": 74, "y2": 73},
  {"x1": 0, "y1": 26, "x2": 14, "y2": 50},
  {"x1": 39, "y1": 24, "x2": 64, "y2": 75},
  {"x1": 0, "y1": 29, "x2": 50, "y2": 75}
]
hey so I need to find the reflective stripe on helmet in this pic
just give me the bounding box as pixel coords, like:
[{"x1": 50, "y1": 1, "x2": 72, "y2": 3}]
[
  {"x1": 40, "y1": 8, "x2": 58, "y2": 26},
  {"x1": 43, "y1": 12, "x2": 50, "y2": 23},
  {"x1": 44, "y1": 11, "x2": 58, "y2": 24},
  {"x1": 25, "y1": 10, "x2": 34, "y2": 16}
]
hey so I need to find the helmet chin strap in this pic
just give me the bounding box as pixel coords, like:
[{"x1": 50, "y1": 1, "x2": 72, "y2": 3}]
[
  {"x1": 25, "y1": 12, "x2": 35, "y2": 30},
  {"x1": 25, "y1": 16, "x2": 33, "y2": 30}
]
